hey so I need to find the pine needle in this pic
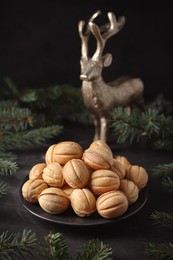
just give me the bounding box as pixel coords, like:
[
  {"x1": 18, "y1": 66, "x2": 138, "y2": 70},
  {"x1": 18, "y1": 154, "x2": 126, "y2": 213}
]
[
  {"x1": 0, "y1": 150, "x2": 17, "y2": 162},
  {"x1": 76, "y1": 238, "x2": 113, "y2": 260},
  {"x1": 111, "y1": 107, "x2": 173, "y2": 150},
  {"x1": 150, "y1": 210, "x2": 173, "y2": 229},
  {"x1": 39, "y1": 232, "x2": 69, "y2": 260},
  {"x1": 0, "y1": 181, "x2": 7, "y2": 198},
  {"x1": 0, "y1": 100, "x2": 18, "y2": 109},
  {"x1": 0, "y1": 125, "x2": 63, "y2": 150},
  {"x1": 162, "y1": 177, "x2": 173, "y2": 193},
  {"x1": 151, "y1": 163, "x2": 173, "y2": 178},
  {"x1": 0, "y1": 229, "x2": 37, "y2": 260},
  {"x1": 145, "y1": 242, "x2": 173, "y2": 260},
  {"x1": 0, "y1": 107, "x2": 33, "y2": 132},
  {"x1": 0, "y1": 159, "x2": 18, "y2": 175}
]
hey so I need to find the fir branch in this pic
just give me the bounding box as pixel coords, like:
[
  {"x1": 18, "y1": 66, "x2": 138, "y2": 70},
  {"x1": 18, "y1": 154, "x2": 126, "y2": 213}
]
[
  {"x1": 162, "y1": 177, "x2": 173, "y2": 193},
  {"x1": 39, "y1": 232, "x2": 69, "y2": 260},
  {"x1": 0, "y1": 229, "x2": 37, "y2": 260},
  {"x1": 145, "y1": 242, "x2": 173, "y2": 260},
  {"x1": 0, "y1": 107, "x2": 33, "y2": 132},
  {"x1": 0, "y1": 125, "x2": 63, "y2": 150},
  {"x1": 22, "y1": 84, "x2": 87, "y2": 125},
  {"x1": 76, "y1": 238, "x2": 113, "y2": 260},
  {"x1": 0, "y1": 150, "x2": 17, "y2": 162},
  {"x1": 111, "y1": 107, "x2": 147, "y2": 144},
  {"x1": 150, "y1": 210, "x2": 173, "y2": 229},
  {"x1": 0, "y1": 181, "x2": 7, "y2": 198},
  {"x1": 0, "y1": 100, "x2": 18, "y2": 109},
  {"x1": 151, "y1": 163, "x2": 173, "y2": 178},
  {"x1": 0, "y1": 159, "x2": 18, "y2": 175},
  {"x1": 153, "y1": 139, "x2": 173, "y2": 151},
  {"x1": 111, "y1": 107, "x2": 173, "y2": 150},
  {"x1": 0, "y1": 77, "x2": 19, "y2": 100}
]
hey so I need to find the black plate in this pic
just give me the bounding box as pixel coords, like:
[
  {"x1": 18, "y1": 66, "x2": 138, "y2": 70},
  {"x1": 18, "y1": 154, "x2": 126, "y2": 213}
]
[{"x1": 19, "y1": 177, "x2": 148, "y2": 226}]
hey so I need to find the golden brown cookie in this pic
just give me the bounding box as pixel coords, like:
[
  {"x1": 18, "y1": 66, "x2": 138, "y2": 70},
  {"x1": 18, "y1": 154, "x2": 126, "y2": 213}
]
[
  {"x1": 70, "y1": 188, "x2": 96, "y2": 217},
  {"x1": 22, "y1": 179, "x2": 48, "y2": 203},
  {"x1": 42, "y1": 162, "x2": 64, "y2": 187},
  {"x1": 89, "y1": 140, "x2": 113, "y2": 156},
  {"x1": 111, "y1": 158, "x2": 126, "y2": 179},
  {"x1": 89, "y1": 169, "x2": 120, "y2": 195},
  {"x1": 114, "y1": 155, "x2": 130, "y2": 170},
  {"x1": 38, "y1": 187, "x2": 69, "y2": 214},
  {"x1": 29, "y1": 163, "x2": 46, "y2": 180},
  {"x1": 45, "y1": 141, "x2": 83, "y2": 165},
  {"x1": 96, "y1": 190, "x2": 128, "y2": 219},
  {"x1": 83, "y1": 147, "x2": 113, "y2": 170},
  {"x1": 63, "y1": 159, "x2": 90, "y2": 188},
  {"x1": 126, "y1": 165, "x2": 148, "y2": 190},
  {"x1": 61, "y1": 183, "x2": 74, "y2": 198},
  {"x1": 119, "y1": 179, "x2": 139, "y2": 204}
]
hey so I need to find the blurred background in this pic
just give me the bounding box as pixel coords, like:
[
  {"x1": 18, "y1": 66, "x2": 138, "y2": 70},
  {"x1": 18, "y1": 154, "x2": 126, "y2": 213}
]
[{"x1": 0, "y1": 0, "x2": 172, "y2": 102}]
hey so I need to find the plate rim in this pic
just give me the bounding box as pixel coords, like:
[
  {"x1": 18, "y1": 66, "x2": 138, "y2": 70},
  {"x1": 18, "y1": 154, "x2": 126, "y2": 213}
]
[{"x1": 19, "y1": 176, "x2": 148, "y2": 226}]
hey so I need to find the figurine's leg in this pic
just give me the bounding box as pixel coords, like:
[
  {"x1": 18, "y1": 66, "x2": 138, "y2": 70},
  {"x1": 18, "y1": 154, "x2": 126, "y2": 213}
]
[
  {"x1": 93, "y1": 115, "x2": 100, "y2": 140},
  {"x1": 100, "y1": 117, "x2": 108, "y2": 142}
]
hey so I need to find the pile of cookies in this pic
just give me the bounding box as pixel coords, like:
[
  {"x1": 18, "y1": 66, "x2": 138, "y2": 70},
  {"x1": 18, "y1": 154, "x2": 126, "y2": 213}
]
[{"x1": 21, "y1": 140, "x2": 148, "y2": 219}]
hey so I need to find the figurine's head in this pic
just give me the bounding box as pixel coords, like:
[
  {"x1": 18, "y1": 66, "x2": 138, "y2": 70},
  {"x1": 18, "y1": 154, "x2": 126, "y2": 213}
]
[
  {"x1": 80, "y1": 53, "x2": 112, "y2": 81},
  {"x1": 78, "y1": 10, "x2": 125, "y2": 82}
]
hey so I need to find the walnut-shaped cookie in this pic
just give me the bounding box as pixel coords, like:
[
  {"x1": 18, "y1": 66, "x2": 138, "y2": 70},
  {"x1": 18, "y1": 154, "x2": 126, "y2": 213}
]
[
  {"x1": 89, "y1": 140, "x2": 113, "y2": 157},
  {"x1": 63, "y1": 159, "x2": 90, "y2": 188},
  {"x1": 89, "y1": 169, "x2": 120, "y2": 195},
  {"x1": 22, "y1": 179, "x2": 48, "y2": 203},
  {"x1": 111, "y1": 158, "x2": 126, "y2": 179},
  {"x1": 96, "y1": 190, "x2": 128, "y2": 219},
  {"x1": 61, "y1": 183, "x2": 74, "y2": 199},
  {"x1": 83, "y1": 144, "x2": 113, "y2": 171},
  {"x1": 70, "y1": 188, "x2": 96, "y2": 217},
  {"x1": 126, "y1": 165, "x2": 148, "y2": 190},
  {"x1": 29, "y1": 163, "x2": 46, "y2": 180},
  {"x1": 42, "y1": 162, "x2": 64, "y2": 188},
  {"x1": 45, "y1": 141, "x2": 83, "y2": 165},
  {"x1": 114, "y1": 155, "x2": 130, "y2": 170},
  {"x1": 38, "y1": 187, "x2": 69, "y2": 214},
  {"x1": 119, "y1": 179, "x2": 139, "y2": 205}
]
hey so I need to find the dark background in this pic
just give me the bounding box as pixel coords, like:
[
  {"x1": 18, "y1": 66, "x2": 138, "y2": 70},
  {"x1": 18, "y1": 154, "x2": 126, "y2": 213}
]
[{"x1": 0, "y1": 0, "x2": 172, "y2": 102}]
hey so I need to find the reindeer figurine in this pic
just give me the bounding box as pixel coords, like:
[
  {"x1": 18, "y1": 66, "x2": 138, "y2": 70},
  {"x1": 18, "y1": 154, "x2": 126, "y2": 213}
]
[{"x1": 78, "y1": 10, "x2": 144, "y2": 142}]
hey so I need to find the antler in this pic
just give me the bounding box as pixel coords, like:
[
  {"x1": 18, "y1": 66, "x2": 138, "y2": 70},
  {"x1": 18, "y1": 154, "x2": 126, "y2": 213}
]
[
  {"x1": 78, "y1": 10, "x2": 101, "y2": 59},
  {"x1": 89, "y1": 12, "x2": 126, "y2": 60}
]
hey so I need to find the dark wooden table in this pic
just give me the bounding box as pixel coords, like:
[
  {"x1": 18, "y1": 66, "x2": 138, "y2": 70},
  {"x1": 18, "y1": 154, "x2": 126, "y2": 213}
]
[{"x1": 1, "y1": 124, "x2": 172, "y2": 259}]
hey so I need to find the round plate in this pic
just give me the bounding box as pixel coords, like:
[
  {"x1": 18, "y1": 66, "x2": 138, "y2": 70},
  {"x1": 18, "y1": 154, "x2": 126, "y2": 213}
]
[{"x1": 19, "y1": 177, "x2": 148, "y2": 226}]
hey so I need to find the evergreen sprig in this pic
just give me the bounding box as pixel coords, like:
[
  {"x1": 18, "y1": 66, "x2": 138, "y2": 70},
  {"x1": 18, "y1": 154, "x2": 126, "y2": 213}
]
[
  {"x1": 146, "y1": 242, "x2": 173, "y2": 260},
  {"x1": 0, "y1": 159, "x2": 18, "y2": 175},
  {"x1": 151, "y1": 162, "x2": 173, "y2": 193},
  {"x1": 0, "y1": 100, "x2": 18, "y2": 109},
  {"x1": 22, "y1": 84, "x2": 90, "y2": 125},
  {"x1": 0, "y1": 181, "x2": 7, "y2": 198},
  {"x1": 39, "y1": 232, "x2": 69, "y2": 260},
  {"x1": 150, "y1": 210, "x2": 173, "y2": 229},
  {"x1": 0, "y1": 229, "x2": 37, "y2": 260},
  {"x1": 146, "y1": 162, "x2": 173, "y2": 259},
  {"x1": 151, "y1": 163, "x2": 173, "y2": 178},
  {"x1": 0, "y1": 230, "x2": 113, "y2": 260},
  {"x1": 162, "y1": 177, "x2": 173, "y2": 193},
  {"x1": 0, "y1": 150, "x2": 17, "y2": 162},
  {"x1": 0, "y1": 78, "x2": 91, "y2": 126},
  {"x1": 111, "y1": 107, "x2": 173, "y2": 150},
  {"x1": 0, "y1": 125, "x2": 63, "y2": 150},
  {"x1": 0, "y1": 107, "x2": 33, "y2": 132},
  {"x1": 76, "y1": 238, "x2": 113, "y2": 260}
]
